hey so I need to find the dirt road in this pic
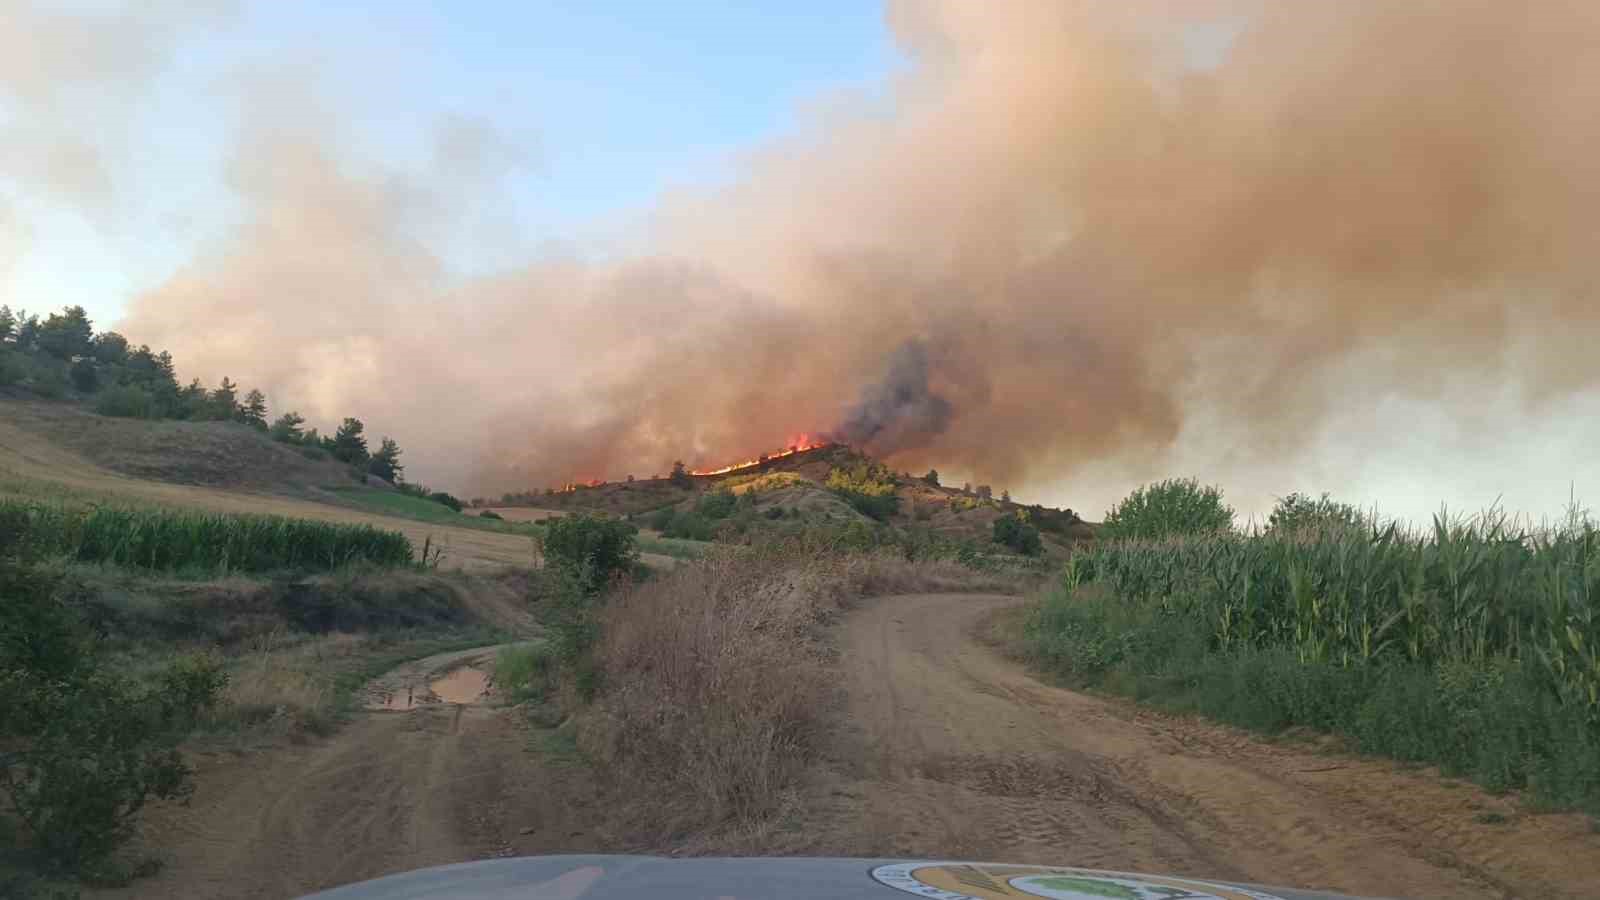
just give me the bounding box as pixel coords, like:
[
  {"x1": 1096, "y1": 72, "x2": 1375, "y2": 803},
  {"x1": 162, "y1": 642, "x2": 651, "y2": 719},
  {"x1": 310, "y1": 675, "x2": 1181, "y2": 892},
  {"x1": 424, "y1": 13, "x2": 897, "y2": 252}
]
[
  {"x1": 803, "y1": 593, "x2": 1600, "y2": 899},
  {"x1": 95, "y1": 649, "x2": 606, "y2": 900},
  {"x1": 98, "y1": 595, "x2": 1600, "y2": 900}
]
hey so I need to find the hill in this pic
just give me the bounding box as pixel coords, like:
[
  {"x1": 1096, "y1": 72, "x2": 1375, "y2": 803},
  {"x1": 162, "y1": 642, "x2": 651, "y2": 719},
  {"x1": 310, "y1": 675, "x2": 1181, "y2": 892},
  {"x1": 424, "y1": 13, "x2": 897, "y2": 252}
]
[
  {"x1": 490, "y1": 443, "x2": 1095, "y2": 557},
  {"x1": 0, "y1": 396, "x2": 540, "y2": 570}
]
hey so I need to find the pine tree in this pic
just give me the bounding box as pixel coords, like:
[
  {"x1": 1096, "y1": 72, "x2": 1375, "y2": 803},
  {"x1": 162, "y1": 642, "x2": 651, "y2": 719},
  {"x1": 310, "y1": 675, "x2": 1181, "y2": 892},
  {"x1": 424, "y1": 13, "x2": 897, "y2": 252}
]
[
  {"x1": 0, "y1": 305, "x2": 14, "y2": 342},
  {"x1": 332, "y1": 418, "x2": 368, "y2": 464},
  {"x1": 240, "y1": 389, "x2": 268, "y2": 430},
  {"x1": 367, "y1": 437, "x2": 404, "y2": 483},
  {"x1": 212, "y1": 377, "x2": 239, "y2": 421},
  {"x1": 269, "y1": 411, "x2": 306, "y2": 443}
]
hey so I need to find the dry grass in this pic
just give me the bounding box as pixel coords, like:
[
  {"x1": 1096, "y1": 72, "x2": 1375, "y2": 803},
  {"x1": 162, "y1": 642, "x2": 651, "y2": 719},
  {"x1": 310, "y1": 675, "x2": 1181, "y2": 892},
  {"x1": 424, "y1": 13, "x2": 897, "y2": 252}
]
[
  {"x1": 575, "y1": 543, "x2": 1024, "y2": 838},
  {"x1": 220, "y1": 633, "x2": 350, "y2": 734}
]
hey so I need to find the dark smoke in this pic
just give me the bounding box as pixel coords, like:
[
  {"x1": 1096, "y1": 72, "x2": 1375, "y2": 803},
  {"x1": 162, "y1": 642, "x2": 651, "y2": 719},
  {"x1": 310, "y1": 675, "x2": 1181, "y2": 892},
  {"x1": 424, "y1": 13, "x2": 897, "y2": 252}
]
[{"x1": 833, "y1": 339, "x2": 953, "y2": 455}]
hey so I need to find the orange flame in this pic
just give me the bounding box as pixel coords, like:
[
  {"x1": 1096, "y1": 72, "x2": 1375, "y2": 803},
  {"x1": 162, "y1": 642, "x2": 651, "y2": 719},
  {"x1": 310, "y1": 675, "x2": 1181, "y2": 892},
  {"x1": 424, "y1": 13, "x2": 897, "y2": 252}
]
[{"x1": 690, "y1": 435, "x2": 833, "y2": 477}]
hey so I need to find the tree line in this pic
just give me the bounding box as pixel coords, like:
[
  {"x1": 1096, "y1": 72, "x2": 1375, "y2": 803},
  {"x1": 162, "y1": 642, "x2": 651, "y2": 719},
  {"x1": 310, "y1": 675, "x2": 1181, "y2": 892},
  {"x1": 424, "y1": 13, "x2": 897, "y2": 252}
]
[{"x1": 1, "y1": 304, "x2": 408, "y2": 486}]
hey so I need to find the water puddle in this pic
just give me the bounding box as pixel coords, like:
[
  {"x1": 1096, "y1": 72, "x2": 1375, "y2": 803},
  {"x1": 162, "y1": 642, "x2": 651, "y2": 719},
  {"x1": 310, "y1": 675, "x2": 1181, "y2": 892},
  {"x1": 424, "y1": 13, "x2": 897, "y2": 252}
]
[
  {"x1": 368, "y1": 664, "x2": 492, "y2": 710},
  {"x1": 430, "y1": 665, "x2": 491, "y2": 704}
]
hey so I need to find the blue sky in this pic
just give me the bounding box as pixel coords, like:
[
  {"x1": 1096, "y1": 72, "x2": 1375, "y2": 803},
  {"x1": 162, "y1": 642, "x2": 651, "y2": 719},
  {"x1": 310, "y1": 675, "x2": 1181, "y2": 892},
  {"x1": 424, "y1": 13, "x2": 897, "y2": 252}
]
[{"x1": 2, "y1": 1, "x2": 901, "y2": 329}]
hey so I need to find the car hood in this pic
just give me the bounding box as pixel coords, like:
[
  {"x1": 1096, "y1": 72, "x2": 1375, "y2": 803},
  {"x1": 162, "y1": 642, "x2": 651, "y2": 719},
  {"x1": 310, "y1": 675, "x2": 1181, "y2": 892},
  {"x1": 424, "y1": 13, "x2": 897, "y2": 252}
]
[{"x1": 300, "y1": 855, "x2": 1380, "y2": 900}]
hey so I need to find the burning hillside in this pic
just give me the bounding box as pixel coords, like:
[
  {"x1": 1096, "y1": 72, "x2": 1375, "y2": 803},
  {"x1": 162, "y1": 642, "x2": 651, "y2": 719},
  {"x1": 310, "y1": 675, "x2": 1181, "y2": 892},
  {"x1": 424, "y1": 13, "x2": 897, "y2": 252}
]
[{"x1": 690, "y1": 436, "x2": 834, "y2": 477}]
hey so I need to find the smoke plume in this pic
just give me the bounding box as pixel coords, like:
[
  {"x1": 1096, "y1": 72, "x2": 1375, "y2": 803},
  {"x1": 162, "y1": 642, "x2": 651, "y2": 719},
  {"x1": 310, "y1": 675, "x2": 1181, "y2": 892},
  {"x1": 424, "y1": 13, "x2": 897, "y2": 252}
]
[{"x1": 104, "y1": 0, "x2": 1600, "y2": 499}]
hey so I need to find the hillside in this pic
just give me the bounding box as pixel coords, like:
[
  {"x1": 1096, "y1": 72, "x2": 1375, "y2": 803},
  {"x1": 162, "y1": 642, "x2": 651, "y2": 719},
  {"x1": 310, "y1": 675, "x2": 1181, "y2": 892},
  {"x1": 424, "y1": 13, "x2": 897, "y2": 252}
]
[
  {"x1": 0, "y1": 396, "x2": 540, "y2": 570},
  {"x1": 493, "y1": 443, "x2": 1095, "y2": 555}
]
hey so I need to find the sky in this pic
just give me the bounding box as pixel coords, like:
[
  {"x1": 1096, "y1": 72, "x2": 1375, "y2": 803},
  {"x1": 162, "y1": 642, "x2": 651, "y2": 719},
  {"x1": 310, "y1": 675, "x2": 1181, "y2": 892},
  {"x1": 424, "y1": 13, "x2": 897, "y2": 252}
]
[
  {"x1": 4, "y1": 1, "x2": 1599, "y2": 526},
  {"x1": 1, "y1": 0, "x2": 900, "y2": 326}
]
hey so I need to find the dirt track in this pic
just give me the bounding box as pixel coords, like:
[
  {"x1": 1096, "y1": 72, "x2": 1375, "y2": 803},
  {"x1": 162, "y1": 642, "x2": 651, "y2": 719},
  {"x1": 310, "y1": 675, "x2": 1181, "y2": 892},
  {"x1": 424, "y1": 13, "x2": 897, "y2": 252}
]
[
  {"x1": 99, "y1": 595, "x2": 1600, "y2": 900},
  {"x1": 800, "y1": 594, "x2": 1600, "y2": 899}
]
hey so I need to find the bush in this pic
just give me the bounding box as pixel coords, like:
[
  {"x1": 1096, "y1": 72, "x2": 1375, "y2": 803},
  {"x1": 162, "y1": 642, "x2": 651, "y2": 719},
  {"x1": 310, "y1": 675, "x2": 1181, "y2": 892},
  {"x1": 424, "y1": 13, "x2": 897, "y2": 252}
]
[
  {"x1": 1268, "y1": 491, "x2": 1369, "y2": 535},
  {"x1": 646, "y1": 507, "x2": 676, "y2": 531},
  {"x1": 1100, "y1": 477, "x2": 1234, "y2": 540},
  {"x1": 0, "y1": 547, "x2": 226, "y2": 871},
  {"x1": 540, "y1": 514, "x2": 638, "y2": 586},
  {"x1": 478, "y1": 510, "x2": 503, "y2": 521},
  {"x1": 826, "y1": 461, "x2": 900, "y2": 521},
  {"x1": 427, "y1": 491, "x2": 464, "y2": 513},
  {"x1": 93, "y1": 384, "x2": 153, "y2": 419},
  {"x1": 0, "y1": 350, "x2": 22, "y2": 387},
  {"x1": 992, "y1": 513, "x2": 1043, "y2": 556},
  {"x1": 695, "y1": 489, "x2": 737, "y2": 520},
  {"x1": 662, "y1": 512, "x2": 716, "y2": 541}
]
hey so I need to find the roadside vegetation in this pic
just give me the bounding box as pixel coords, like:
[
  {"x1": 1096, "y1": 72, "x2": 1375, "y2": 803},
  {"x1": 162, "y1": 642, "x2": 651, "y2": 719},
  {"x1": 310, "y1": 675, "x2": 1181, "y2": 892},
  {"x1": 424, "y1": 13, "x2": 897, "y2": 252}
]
[
  {"x1": 0, "y1": 478, "x2": 512, "y2": 895},
  {"x1": 1025, "y1": 479, "x2": 1600, "y2": 812},
  {"x1": 495, "y1": 512, "x2": 1027, "y2": 843}
]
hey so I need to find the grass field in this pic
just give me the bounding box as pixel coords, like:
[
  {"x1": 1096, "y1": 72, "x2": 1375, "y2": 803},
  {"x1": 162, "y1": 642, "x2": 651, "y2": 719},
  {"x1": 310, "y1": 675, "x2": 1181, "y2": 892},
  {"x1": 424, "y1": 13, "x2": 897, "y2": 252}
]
[{"x1": 0, "y1": 413, "x2": 538, "y2": 570}]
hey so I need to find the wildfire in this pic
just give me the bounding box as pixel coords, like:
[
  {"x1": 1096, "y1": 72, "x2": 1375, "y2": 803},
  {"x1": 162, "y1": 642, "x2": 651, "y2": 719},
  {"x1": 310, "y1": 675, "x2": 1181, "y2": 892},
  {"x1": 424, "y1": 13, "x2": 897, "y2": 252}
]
[{"x1": 690, "y1": 435, "x2": 833, "y2": 477}]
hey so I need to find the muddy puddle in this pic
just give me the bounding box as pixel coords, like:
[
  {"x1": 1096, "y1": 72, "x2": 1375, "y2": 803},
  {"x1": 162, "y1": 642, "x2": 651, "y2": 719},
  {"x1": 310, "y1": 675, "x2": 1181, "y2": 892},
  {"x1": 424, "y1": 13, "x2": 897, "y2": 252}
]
[{"x1": 369, "y1": 664, "x2": 492, "y2": 711}]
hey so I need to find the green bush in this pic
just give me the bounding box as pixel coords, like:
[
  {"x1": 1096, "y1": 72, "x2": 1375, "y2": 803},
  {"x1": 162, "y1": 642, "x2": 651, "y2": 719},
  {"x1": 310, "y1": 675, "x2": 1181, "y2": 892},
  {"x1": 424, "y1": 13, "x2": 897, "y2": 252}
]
[
  {"x1": 1268, "y1": 491, "x2": 1370, "y2": 535},
  {"x1": 1100, "y1": 477, "x2": 1234, "y2": 540},
  {"x1": 478, "y1": 510, "x2": 503, "y2": 521},
  {"x1": 645, "y1": 507, "x2": 676, "y2": 531},
  {"x1": 992, "y1": 513, "x2": 1042, "y2": 556},
  {"x1": 826, "y1": 461, "x2": 900, "y2": 521},
  {"x1": 494, "y1": 642, "x2": 556, "y2": 705},
  {"x1": 0, "y1": 349, "x2": 22, "y2": 387},
  {"x1": 662, "y1": 512, "x2": 716, "y2": 541},
  {"x1": 540, "y1": 514, "x2": 638, "y2": 586},
  {"x1": 93, "y1": 384, "x2": 153, "y2": 419},
  {"x1": 0, "y1": 543, "x2": 226, "y2": 872},
  {"x1": 695, "y1": 489, "x2": 737, "y2": 520},
  {"x1": 427, "y1": 491, "x2": 464, "y2": 513}
]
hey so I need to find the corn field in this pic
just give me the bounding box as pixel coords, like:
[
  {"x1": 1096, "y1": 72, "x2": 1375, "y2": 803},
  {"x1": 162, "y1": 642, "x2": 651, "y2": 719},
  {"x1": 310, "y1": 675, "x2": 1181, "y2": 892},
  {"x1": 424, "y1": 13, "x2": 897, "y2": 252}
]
[
  {"x1": 1065, "y1": 510, "x2": 1600, "y2": 719},
  {"x1": 0, "y1": 498, "x2": 414, "y2": 574}
]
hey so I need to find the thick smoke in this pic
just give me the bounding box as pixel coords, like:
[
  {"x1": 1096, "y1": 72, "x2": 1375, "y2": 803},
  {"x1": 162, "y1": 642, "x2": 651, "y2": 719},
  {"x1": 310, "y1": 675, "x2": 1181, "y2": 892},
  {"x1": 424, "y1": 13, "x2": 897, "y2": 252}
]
[
  {"x1": 834, "y1": 340, "x2": 953, "y2": 455},
  {"x1": 101, "y1": 0, "x2": 1600, "y2": 498}
]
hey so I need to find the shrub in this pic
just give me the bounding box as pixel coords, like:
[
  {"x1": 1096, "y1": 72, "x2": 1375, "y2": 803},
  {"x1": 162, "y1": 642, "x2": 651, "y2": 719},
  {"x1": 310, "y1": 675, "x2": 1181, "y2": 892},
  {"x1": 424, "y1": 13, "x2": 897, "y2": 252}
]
[
  {"x1": 826, "y1": 461, "x2": 899, "y2": 521},
  {"x1": 478, "y1": 510, "x2": 503, "y2": 521},
  {"x1": 0, "y1": 350, "x2": 23, "y2": 387},
  {"x1": 662, "y1": 511, "x2": 716, "y2": 542},
  {"x1": 695, "y1": 489, "x2": 737, "y2": 520},
  {"x1": 645, "y1": 507, "x2": 676, "y2": 531},
  {"x1": 0, "y1": 545, "x2": 226, "y2": 871},
  {"x1": 93, "y1": 384, "x2": 153, "y2": 419},
  {"x1": 1268, "y1": 491, "x2": 1370, "y2": 535},
  {"x1": 494, "y1": 642, "x2": 556, "y2": 705},
  {"x1": 540, "y1": 514, "x2": 638, "y2": 585},
  {"x1": 427, "y1": 491, "x2": 463, "y2": 513},
  {"x1": 992, "y1": 513, "x2": 1043, "y2": 556},
  {"x1": 1100, "y1": 477, "x2": 1234, "y2": 540}
]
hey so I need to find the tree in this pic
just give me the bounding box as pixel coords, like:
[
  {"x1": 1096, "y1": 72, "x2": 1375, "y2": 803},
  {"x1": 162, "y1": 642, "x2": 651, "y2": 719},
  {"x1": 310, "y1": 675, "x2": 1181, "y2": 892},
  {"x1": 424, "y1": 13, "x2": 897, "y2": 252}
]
[
  {"x1": 975, "y1": 484, "x2": 993, "y2": 500},
  {"x1": 332, "y1": 417, "x2": 369, "y2": 464},
  {"x1": 269, "y1": 411, "x2": 306, "y2": 443},
  {"x1": 368, "y1": 437, "x2": 404, "y2": 483},
  {"x1": 1268, "y1": 492, "x2": 1369, "y2": 535},
  {"x1": 69, "y1": 358, "x2": 99, "y2": 392},
  {"x1": 1000, "y1": 489, "x2": 1012, "y2": 503},
  {"x1": 92, "y1": 330, "x2": 129, "y2": 365},
  {"x1": 240, "y1": 389, "x2": 268, "y2": 430},
  {"x1": 962, "y1": 482, "x2": 972, "y2": 493},
  {"x1": 35, "y1": 305, "x2": 93, "y2": 360},
  {"x1": 922, "y1": 469, "x2": 940, "y2": 486},
  {"x1": 14, "y1": 310, "x2": 40, "y2": 350},
  {"x1": 1100, "y1": 477, "x2": 1235, "y2": 541},
  {"x1": 211, "y1": 376, "x2": 239, "y2": 421},
  {"x1": 668, "y1": 460, "x2": 692, "y2": 488},
  {"x1": 541, "y1": 514, "x2": 639, "y2": 585},
  {"x1": 0, "y1": 304, "x2": 14, "y2": 342},
  {"x1": 178, "y1": 378, "x2": 209, "y2": 420}
]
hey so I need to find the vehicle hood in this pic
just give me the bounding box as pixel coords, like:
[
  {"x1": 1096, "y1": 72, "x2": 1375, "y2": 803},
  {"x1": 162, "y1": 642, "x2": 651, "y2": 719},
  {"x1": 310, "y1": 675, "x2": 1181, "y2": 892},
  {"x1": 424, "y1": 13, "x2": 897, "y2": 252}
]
[{"x1": 300, "y1": 855, "x2": 1380, "y2": 899}]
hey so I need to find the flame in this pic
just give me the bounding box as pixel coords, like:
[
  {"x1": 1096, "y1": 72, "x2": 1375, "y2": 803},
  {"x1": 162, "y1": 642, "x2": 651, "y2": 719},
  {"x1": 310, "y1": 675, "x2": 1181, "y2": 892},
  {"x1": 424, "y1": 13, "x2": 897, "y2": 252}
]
[{"x1": 690, "y1": 435, "x2": 833, "y2": 477}]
